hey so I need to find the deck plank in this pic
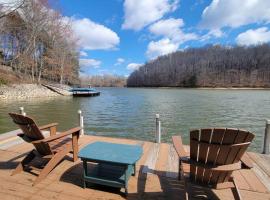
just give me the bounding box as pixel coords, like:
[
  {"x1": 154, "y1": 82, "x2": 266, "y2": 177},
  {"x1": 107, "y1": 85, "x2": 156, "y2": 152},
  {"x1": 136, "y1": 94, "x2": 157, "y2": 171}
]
[
  {"x1": 248, "y1": 152, "x2": 270, "y2": 176},
  {"x1": 154, "y1": 143, "x2": 169, "y2": 176},
  {"x1": 142, "y1": 143, "x2": 160, "y2": 174},
  {"x1": 233, "y1": 170, "x2": 252, "y2": 191},
  {"x1": 166, "y1": 144, "x2": 179, "y2": 178},
  {"x1": 239, "y1": 169, "x2": 268, "y2": 193}
]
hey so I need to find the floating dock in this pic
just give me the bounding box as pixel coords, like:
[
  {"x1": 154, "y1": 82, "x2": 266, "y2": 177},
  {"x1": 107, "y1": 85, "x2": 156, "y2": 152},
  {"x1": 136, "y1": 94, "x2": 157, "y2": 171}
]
[
  {"x1": 71, "y1": 88, "x2": 100, "y2": 97},
  {"x1": 0, "y1": 130, "x2": 269, "y2": 200}
]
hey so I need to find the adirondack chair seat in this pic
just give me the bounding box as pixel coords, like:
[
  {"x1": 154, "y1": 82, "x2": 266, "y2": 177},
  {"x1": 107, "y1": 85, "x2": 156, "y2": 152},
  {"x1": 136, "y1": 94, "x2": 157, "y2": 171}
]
[
  {"x1": 181, "y1": 158, "x2": 242, "y2": 172},
  {"x1": 49, "y1": 137, "x2": 72, "y2": 153},
  {"x1": 172, "y1": 128, "x2": 254, "y2": 200},
  {"x1": 9, "y1": 113, "x2": 81, "y2": 185}
]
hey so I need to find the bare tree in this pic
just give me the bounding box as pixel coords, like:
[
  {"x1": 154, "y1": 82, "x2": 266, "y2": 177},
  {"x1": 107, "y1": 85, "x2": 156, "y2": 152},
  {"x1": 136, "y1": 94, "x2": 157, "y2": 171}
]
[{"x1": 0, "y1": 0, "x2": 80, "y2": 84}]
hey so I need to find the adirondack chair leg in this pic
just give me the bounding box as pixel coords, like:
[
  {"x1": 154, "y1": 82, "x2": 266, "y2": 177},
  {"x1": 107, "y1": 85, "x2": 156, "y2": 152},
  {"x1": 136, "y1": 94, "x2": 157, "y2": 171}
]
[
  {"x1": 178, "y1": 158, "x2": 182, "y2": 180},
  {"x1": 183, "y1": 178, "x2": 189, "y2": 200},
  {"x1": 72, "y1": 133, "x2": 79, "y2": 162},
  {"x1": 33, "y1": 148, "x2": 70, "y2": 186},
  {"x1": 231, "y1": 177, "x2": 242, "y2": 200},
  {"x1": 11, "y1": 150, "x2": 36, "y2": 176},
  {"x1": 181, "y1": 165, "x2": 189, "y2": 200}
]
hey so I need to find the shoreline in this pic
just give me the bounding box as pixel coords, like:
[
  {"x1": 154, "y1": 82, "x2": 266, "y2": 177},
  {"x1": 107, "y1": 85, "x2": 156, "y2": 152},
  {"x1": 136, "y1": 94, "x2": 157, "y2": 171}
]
[
  {"x1": 1, "y1": 84, "x2": 270, "y2": 100},
  {"x1": 0, "y1": 84, "x2": 72, "y2": 100}
]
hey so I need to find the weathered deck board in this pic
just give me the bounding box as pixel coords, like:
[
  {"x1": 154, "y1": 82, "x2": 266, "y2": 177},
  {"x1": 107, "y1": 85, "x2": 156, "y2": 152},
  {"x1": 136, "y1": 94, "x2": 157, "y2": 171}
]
[
  {"x1": 0, "y1": 134, "x2": 269, "y2": 200},
  {"x1": 142, "y1": 143, "x2": 160, "y2": 174},
  {"x1": 166, "y1": 144, "x2": 179, "y2": 178},
  {"x1": 154, "y1": 143, "x2": 169, "y2": 176}
]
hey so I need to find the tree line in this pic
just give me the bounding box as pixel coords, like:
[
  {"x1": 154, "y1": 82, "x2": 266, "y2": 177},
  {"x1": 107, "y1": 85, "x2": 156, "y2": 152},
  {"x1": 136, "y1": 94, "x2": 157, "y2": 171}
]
[
  {"x1": 0, "y1": 0, "x2": 79, "y2": 84},
  {"x1": 80, "y1": 75, "x2": 126, "y2": 87},
  {"x1": 127, "y1": 44, "x2": 270, "y2": 87}
]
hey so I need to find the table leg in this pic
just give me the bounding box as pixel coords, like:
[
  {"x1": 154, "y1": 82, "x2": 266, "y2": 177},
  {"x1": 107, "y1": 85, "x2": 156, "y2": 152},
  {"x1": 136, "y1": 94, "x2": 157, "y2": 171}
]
[
  {"x1": 83, "y1": 160, "x2": 87, "y2": 188},
  {"x1": 133, "y1": 163, "x2": 136, "y2": 176},
  {"x1": 125, "y1": 165, "x2": 128, "y2": 196}
]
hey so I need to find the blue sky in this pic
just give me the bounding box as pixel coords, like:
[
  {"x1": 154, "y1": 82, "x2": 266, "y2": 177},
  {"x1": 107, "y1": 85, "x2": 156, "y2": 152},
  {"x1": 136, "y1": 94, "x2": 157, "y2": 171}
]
[{"x1": 55, "y1": 0, "x2": 270, "y2": 76}]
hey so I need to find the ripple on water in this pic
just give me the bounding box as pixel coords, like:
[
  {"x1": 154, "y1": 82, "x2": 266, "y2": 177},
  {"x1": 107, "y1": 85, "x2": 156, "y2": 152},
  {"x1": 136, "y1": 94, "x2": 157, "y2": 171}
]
[{"x1": 1, "y1": 88, "x2": 270, "y2": 152}]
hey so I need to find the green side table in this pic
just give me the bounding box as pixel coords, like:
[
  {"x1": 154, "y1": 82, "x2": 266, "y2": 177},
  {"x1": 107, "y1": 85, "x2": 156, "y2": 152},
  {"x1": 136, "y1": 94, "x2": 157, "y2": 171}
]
[{"x1": 78, "y1": 141, "x2": 143, "y2": 195}]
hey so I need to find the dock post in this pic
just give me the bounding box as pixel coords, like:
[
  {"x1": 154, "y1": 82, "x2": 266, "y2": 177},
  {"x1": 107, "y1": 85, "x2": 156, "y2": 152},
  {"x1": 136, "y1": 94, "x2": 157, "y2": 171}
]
[
  {"x1": 78, "y1": 110, "x2": 84, "y2": 136},
  {"x1": 155, "y1": 114, "x2": 161, "y2": 143},
  {"x1": 19, "y1": 107, "x2": 26, "y2": 116},
  {"x1": 263, "y1": 120, "x2": 270, "y2": 154}
]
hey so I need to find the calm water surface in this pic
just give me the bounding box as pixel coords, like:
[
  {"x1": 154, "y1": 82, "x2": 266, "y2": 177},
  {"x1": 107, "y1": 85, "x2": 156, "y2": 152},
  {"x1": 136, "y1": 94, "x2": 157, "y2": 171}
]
[{"x1": 1, "y1": 88, "x2": 270, "y2": 152}]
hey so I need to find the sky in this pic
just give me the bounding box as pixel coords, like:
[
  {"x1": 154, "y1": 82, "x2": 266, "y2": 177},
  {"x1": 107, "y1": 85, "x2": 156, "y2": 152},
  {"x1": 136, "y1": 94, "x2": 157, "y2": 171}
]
[{"x1": 54, "y1": 0, "x2": 270, "y2": 76}]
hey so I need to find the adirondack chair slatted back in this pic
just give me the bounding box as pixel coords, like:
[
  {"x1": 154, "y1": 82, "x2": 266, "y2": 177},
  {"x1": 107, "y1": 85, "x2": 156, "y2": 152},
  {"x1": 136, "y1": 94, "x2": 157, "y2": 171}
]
[
  {"x1": 9, "y1": 113, "x2": 53, "y2": 155},
  {"x1": 190, "y1": 128, "x2": 254, "y2": 186}
]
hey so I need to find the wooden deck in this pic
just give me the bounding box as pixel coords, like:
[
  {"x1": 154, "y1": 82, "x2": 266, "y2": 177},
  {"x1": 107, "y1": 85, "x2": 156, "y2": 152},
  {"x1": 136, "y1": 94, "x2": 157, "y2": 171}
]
[{"x1": 0, "y1": 134, "x2": 270, "y2": 200}]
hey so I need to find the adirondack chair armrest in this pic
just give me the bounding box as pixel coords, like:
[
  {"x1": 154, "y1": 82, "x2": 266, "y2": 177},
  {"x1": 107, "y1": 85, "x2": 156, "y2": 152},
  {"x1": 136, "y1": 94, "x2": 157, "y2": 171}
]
[
  {"x1": 39, "y1": 123, "x2": 58, "y2": 130},
  {"x1": 32, "y1": 127, "x2": 81, "y2": 144},
  {"x1": 172, "y1": 135, "x2": 188, "y2": 158}
]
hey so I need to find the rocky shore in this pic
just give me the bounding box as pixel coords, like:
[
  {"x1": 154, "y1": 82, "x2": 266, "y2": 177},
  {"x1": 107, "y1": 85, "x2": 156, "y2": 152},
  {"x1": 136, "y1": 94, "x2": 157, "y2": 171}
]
[{"x1": 0, "y1": 84, "x2": 71, "y2": 99}]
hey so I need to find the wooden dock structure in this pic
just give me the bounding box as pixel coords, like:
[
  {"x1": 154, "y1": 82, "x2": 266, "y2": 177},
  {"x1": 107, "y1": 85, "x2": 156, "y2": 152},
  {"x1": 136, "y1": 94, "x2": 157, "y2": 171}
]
[{"x1": 0, "y1": 133, "x2": 270, "y2": 200}]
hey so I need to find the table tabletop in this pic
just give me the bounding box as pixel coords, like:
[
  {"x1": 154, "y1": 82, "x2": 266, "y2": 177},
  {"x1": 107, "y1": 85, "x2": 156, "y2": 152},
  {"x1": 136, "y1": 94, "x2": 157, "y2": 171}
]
[{"x1": 79, "y1": 141, "x2": 143, "y2": 165}]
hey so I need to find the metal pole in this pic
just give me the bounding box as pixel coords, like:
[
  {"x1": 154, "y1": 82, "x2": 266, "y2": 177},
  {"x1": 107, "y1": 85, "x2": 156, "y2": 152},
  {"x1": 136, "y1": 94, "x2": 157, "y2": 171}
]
[
  {"x1": 156, "y1": 114, "x2": 161, "y2": 143},
  {"x1": 78, "y1": 110, "x2": 84, "y2": 136},
  {"x1": 263, "y1": 119, "x2": 270, "y2": 154},
  {"x1": 19, "y1": 107, "x2": 26, "y2": 116}
]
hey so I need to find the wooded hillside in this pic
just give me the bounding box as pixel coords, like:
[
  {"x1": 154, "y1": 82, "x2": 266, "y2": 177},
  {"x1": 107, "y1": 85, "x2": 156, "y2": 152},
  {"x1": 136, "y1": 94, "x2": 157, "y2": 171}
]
[
  {"x1": 0, "y1": 0, "x2": 79, "y2": 85},
  {"x1": 127, "y1": 44, "x2": 270, "y2": 87}
]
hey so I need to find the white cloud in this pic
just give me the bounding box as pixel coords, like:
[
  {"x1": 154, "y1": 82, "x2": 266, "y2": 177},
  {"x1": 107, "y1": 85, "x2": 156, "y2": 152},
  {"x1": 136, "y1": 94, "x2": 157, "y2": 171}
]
[
  {"x1": 200, "y1": 0, "x2": 270, "y2": 29},
  {"x1": 146, "y1": 18, "x2": 198, "y2": 59},
  {"x1": 122, "y1": 0, "x2": 179, "y2": 31},
  {"x1": 146, "y1": 38, "x2": 178, "y2": 59},
  {"x1": 127, "y1": 63, "x2": 143, "y2": 70},
  {"x1": 80, "y1": 51, "x2": 88, "y2": 57},
  {"x1": 114, "y1": 58, "x2": 125, "y2": 66},
  {"x1": 149, "y1": 18, "x2": 184, "y2": 37},
  {"x1": 236, "y1": 27, "x2": 270, "y2": 46},
  {"x1": 117, "y1": 58, "x2": 125, "y2": 63},
  {"x1": 70, "y1": 18, "x2": 120, "y2": 50},
  {"x1": 79, "y1": 58, "x2": 101, "y2": 68},
  {"x1": 149, "y1": 18, "x2": 198, "y2": 43},
  {"x1": 200, "y1": 29, "x2": 223, "y2": 41}
]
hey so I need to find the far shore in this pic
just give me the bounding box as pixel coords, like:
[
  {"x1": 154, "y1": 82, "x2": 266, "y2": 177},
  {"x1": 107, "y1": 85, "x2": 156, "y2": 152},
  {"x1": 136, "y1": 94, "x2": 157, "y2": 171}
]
[{"x1": 125, "y1": 86, "x2": 270, "y2": 90}]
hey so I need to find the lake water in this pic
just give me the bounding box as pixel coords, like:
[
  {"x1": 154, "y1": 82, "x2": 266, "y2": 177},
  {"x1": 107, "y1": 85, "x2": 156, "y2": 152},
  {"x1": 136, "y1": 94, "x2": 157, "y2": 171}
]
[{"x1": 1, "y1": 87, "x2": 270, "y2": 152}]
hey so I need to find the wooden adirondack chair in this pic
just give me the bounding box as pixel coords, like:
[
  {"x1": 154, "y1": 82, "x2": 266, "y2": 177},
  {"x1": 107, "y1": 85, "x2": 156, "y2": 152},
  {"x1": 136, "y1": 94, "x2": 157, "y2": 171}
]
[
  {"x1": 9, "y1": 113, "x2": 81, "y2": 185},
  {"x1": 172, "y1": 128, "x2": 254, "y2": 200}
]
